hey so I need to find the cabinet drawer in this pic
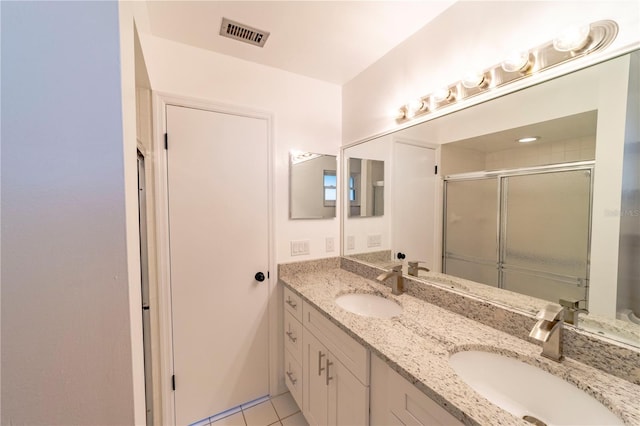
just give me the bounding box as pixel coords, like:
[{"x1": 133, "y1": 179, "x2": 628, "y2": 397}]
[
  {"x1": 284, "y1": 287, "x2": 302, "y2": 322},
  {"x1": 388, "y1": 365, "x2": 462, "y2": 426},
  {"x1": 284, "y1": 310, "x2": 303, "y2": 363},
  {"x1": 303, "y1": 301, "x2": 369, "y2": 385},
  {"x1": 284, "y1": 348, "x2": 303, "y2": 410}
]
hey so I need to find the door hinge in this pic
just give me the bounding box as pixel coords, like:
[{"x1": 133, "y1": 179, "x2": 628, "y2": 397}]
[
  {"x1": 172, "y1": 374, "x2": 176, "y2": 391},
  {"x1": 267, "y1": 271, "x2": 270, "y2": 279},
  {"x1": 164, "y1": 133, "x2": 168, "y2": 150},
  {"x1": 435, "y1": 165, "x2": 438, "y2": 175}
]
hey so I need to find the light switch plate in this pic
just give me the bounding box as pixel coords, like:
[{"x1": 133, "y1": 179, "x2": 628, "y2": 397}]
[
  {"x1": 325, "y1": 237, "x2": 335, "y2": 252},
  {"x1": 367, "y1": 234, "x2": 382, "y2": 247},
  {"x1": 347, "y1": 236, "x2": 355, "y2": 250},
  {"x1": 290, "y1": 240, "x2": 310, "y2": 256}
]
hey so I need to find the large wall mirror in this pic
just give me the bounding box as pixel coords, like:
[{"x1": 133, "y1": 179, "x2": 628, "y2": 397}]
[
  {"x1": 342, "y1": 49, "x2": 639, "y2": 348},
  {"x1": 290, "y1": 152, "x2": 337, "y2": 219}
]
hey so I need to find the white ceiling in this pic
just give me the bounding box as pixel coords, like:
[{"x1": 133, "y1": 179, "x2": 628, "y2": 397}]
[
  {"x1": 447, "y1": 110, "x2": 598, "y2": 153},
  {"x1": 143, "y1": 1, "x2": 456, "y2": 85}
]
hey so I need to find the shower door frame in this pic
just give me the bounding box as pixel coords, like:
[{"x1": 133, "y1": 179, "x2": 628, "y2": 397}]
[{"x1": 442, "y1": 161, "x2": 595, "y2": 304}]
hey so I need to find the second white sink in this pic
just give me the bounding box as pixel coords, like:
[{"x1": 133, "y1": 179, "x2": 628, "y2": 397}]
[
  {"x1": 449, "y1": 350, "x2": 623, "y2": 425},
  {"x1": 335, "y1": 293, "x2": 402, "y2": 319}
]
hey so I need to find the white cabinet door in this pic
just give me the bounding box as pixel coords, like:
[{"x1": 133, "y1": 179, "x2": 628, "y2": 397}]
[
  {"x1": 167, "y1": 105, "x2": 270, "y2": 425},
  {"x1": 329, "y1": 356, "x2": 369, "y2": 426},
  {"x1": 371, "y1": 354, "x2": 462, "y2": 426},
  {"x1": 303, "y1": 327, "x2": 329, "y2": 426},
  {"x1": 303, "y1": 325, "x2": 369, "y2": 426}
]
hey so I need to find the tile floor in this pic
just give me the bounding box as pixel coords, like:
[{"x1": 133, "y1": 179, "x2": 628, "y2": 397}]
[{"x1": 197, "y1": 392, "x2": 308, "y2": 426}]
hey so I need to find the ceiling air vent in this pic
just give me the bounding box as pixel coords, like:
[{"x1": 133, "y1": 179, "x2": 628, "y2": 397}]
[{"x1": 220, "y1": 18, "x2": 270, "y2": 48}]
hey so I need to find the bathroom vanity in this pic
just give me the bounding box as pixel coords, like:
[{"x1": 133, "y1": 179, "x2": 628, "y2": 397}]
[{"x1": 279, "y1": 258, "x2": 640, "y2": 425}]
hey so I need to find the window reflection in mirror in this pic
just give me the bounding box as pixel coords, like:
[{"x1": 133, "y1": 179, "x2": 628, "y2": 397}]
[
  {"x1": 348, "y1": 158, "x2": 384, "y2": 217},
  {"x1": 289, "y1": 152, "x2": 337, "y2": 219}
]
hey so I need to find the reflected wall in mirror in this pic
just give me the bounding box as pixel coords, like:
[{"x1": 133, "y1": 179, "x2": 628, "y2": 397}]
[
  {"x1": 342, "y1": 50, "x2": 640, "y2": 347},
  {"x1": 289, "y1": 152, "x2": 337, "y2": 219},
  {"x1": 348, "y1": 158, "x2": 384, "y2": 217}
]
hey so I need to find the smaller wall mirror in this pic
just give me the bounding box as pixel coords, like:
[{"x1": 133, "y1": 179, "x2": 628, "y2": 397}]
[
  {"x1": 289, "y1": 152, "x2": 337, "y2": 219},
  {"x1": 348, "y1": 158, "x2": 384, "y2": 217}
]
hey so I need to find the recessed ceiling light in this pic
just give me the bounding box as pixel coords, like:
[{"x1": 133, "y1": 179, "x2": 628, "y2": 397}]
[{"x1": 518, "y1": 136, "x2": 540, "y2": 143}]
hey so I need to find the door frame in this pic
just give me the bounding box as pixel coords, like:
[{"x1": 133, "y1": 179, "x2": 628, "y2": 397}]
[{"x1": 152, "y1": 92, "x2": 276, "y2": 425}]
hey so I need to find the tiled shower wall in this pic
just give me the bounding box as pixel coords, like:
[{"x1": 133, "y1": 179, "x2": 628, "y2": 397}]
[
  {"x1": 442, "y1": 135, "x2": 596, "y2": 176},
  {"x1": 485, "y1": 136, "x2": 596, "y2": 171}
]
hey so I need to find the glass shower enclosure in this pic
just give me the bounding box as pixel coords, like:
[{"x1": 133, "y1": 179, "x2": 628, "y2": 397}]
[{"x1": 443, "y1": 162, "x2": 594, "y2": 307}]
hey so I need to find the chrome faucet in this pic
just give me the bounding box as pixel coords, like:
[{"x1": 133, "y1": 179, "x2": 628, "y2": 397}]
[
  {"x1": 376, "y1": 264, "x2": 404, "y2": 295},
  {"x1": 408, "y1": 260, "x2": 430, "y2": 277},
  {"x1": 559, "y1": 298, "x2": 588, "y2": 325},
  {"x1": 529, "y1": 304, "x2": 565, "y2": 362}
]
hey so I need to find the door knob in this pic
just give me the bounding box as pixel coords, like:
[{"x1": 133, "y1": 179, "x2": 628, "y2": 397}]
[{"x1": 255, "y1": 272, "x2": 266, "y2": 282}]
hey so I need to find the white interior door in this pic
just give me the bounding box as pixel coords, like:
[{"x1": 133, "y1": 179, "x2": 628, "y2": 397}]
[
  {"x1": 392, "y1": 141, "x2": 436, "y2": 268},
  {"x1": 166, "y1": 105, "x2": 270, "y2": 425}
]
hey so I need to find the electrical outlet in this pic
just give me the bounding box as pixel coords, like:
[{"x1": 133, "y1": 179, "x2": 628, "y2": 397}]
[
  {"x1": 325, "y1": 237, "x2": 335, "y2": 252},
  {"x1": 367, "y1": 234, "x2": 382, "y2": 247},
  {"x1": 347, "y1": 236, "x2": 355, "y2": 250},
  {"x1": 290, "y1": 240, "x2": 310, "y2": 256}
]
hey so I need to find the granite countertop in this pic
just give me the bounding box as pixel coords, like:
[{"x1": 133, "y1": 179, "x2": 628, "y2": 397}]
[
  {"x1": 279, "y1": 266, "x2": 640, "y2": 426},
  {"x1": 348, "y1": 253, "x2": 640, "y2": 349}
]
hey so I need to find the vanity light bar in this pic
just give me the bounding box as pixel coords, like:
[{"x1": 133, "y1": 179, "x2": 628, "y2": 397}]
[{"x1": 397, "y1": 20, "x2": 618, "y2": 121}]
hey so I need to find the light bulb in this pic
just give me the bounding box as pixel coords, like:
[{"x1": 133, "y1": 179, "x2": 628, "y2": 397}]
[
  {"x1": 553, "y1": 25, "x2": 591, "y2": 52},
  {"x1": 432, "y1": 87, "x2": 453, "y2": 102},
  {"x1": 501, "y1": 51, "x2": 531, "y2": 73},
  {"x1": 405, "y1": 108, "x2": 416, "y2": 119},
  {"x1": 408, "y1": 98, "x2": 426, "y2": 113},
  {"x1": 461, "y1": 72, "x2": 486, "y2": 89},
  {"x1": 404, "y1": 98, "x2": 427, "y2": 119}
]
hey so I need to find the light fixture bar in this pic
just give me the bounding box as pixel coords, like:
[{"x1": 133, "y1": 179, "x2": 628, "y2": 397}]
[{"x1": 398, "y1": 20, "x2": 618, "y2": 121}]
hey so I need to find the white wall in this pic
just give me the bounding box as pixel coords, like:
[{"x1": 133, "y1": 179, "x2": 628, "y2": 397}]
[
  {"x1": 120, "y1": 3, "x2": 147, "y2": 424},
  {"x1": 617, "y1": 51, "x2": 640, "y2": 316},
  {"x1": 138, "y1": 34, "x2": 342, "y2": 263},
  {"x1": 343, "y1": 1, "x2": 640, "y2": 144},
  {"x1": 1, "y1": 2, "x2": 136, "y2": 424}
]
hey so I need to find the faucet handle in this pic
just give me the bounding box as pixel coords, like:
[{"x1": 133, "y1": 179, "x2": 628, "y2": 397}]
[
  {"x1": 559, "y1": 298, "x2": 588, "y2": 312},
  {"x1": 536, "y1": 304, "x2": 564, "y2": 322}
]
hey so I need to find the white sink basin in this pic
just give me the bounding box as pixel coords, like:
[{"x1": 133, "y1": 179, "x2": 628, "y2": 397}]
[
  {"x1": 335, "y1": 293, "x2": 402, "y2": 319},
  {"x1": 449, "y1": 351, "x2": 623, "y2": 425}
]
